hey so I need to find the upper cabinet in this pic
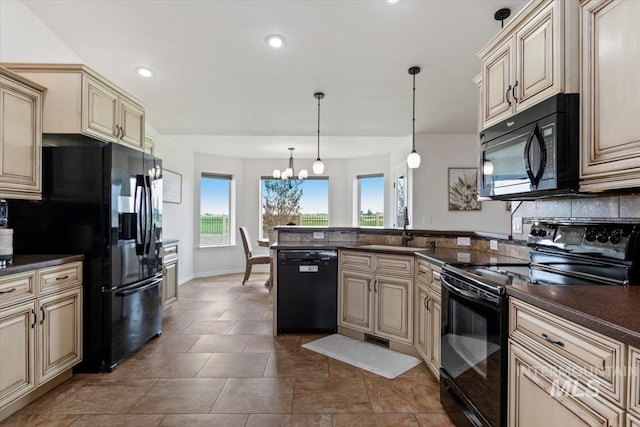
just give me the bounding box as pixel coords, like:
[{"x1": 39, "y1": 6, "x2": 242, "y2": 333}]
[
  {"x1": 477, "y1": 0, "x2": 579, "y2": 130},
  {"x1": 0, "y1": 68, "x2": 45, "y2": 200},
  {"x1": 2, "y1": 64, "x2": 145, "y2": 151},
  {"x1": 580, "y1": 0, "x2": 640, "y2": 191}
]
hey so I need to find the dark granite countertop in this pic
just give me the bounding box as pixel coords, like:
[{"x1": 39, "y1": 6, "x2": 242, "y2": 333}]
[
  {"x1": 415, "y1": 248, "x2": 524, "y2": 267},
  {"x1": 0, "y1": 254, "x2": 84, "y2": 277},
  {"x1": 271, "y1": 242, "x2": 342, "y2": 250},
  {"x1": 507, "y1": 285, "x2": 640, "y2": 348},
  {"x1": 274, "y1": 226, "x2": 510, "y2": 241}
]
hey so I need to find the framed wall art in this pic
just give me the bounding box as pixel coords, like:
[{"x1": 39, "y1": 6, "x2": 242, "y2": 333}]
[
  {"x1": 448, "y1": 167, "x2": 481, "y2": 211},
  {"x1": 163, "y1": 169, "x2": 182, "y2": 204}
]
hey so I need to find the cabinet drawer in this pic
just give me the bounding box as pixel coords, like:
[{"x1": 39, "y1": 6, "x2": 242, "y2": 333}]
[
  {"x1": 510, "y1": 299, "x2": 625, "y2": 405},
  {"x1": 340, "y1": 251, "x2": 373, "y2": 271},
  {"x1": 0, "y1": 271, "x2": 36, "y2": 308},
  {"x1": 416, "y1": 260, "x2": 431, "y2": 285},
  {"x1": 162, "y1": 244, "x2": 178, "y2": 264},
  {"x1": 37, "y1": 262, "x2": 82, "y2": 296},
  {"x1": 375, "y1": 254, "x2": 413, "y2": 277},
  {"x1": 429, "y1": 268, "x2": 442, "y2": 295}
]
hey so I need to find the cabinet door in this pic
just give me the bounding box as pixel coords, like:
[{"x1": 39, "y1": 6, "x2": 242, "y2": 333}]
[
  {"x1": 515, "y1": 0, "x2": 558, "y2": 111},
  {"x1": 428, "y1": 291, "x2": 441, "y2": 379},
  {"x1": 414, "y1": 284, "x2": 430, "y2": 362},
  {"x1": 82, "y1": 76, "x2": 118, "y2": 143},
  {"x1": 119, "y1": 98, "x2": 145, "y2": 150},
  {"x1": 0, "y1": 75, "x2": 42, "y2": 198},
  {"x1": 509, "y1": 341, "x2": 624, "y2": 427},
  {"x1": 0, "y1": 301, "x2": 35, "y2": 408},
  {"x1": 163, "y1": 261, "x2": 178, "y2": 309},
  {"x1": 374, "y1": 274, "x2": 412, "y2": 344},
  {"x1": 481, "y1": 38, "x2": 514, "y2": 128},
  {"x1": 580, "y1": 0, "x2": 640, "y2": 190},
  {"x1": 36, "y1": 287, "x2": 82, "y2": 386},
  {"x1": 339, "y1": 270, "x2": 373, "y2": 333}
]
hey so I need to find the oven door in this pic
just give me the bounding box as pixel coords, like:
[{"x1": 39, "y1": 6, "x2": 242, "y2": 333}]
[{"x1": 440, "y1": 274, "x2": 506, "y2": 427}]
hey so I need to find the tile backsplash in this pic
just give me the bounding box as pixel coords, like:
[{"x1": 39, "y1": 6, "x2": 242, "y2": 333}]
[{"x1": 511, "y1": 194, "x2": 640, "y2": 240}]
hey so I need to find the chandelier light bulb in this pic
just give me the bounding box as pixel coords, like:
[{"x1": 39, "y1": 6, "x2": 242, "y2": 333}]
[
  {"x1": 273, "y1": 169, "x2": 281, "y2": 179},
  {"x1": 298, "y1": 169, "x2": 308, "y2": 180}
]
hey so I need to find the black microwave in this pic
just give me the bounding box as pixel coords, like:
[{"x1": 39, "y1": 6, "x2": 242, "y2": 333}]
[{"x1": 479, "y1": 94, "x2": 579, "y2": 200}]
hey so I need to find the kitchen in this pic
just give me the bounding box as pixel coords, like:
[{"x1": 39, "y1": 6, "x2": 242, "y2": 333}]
[{"x1": 1, "y1": 0, "x2": 640, "y2": 426}]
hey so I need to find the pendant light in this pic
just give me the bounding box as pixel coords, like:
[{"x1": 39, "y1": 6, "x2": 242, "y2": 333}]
[
  {"x1": 407, "y1": 66, "x2": 421, "y2": 169},
  {"x1": 312, "y1": 92, "x2": 325, "y2": 175},
  {"x1": 272, "y1": 148, "x2": 307, "y2": 180}
]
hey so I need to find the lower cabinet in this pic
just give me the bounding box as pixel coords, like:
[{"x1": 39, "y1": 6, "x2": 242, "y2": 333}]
[
  {"x1": 414, "y1": 259, "x2": 442, "y2": 379},
  {"x1": 162, "y1": 242, "x2": 179, "y2": 310},
  {"x1": 338, "y1": 251, "x2": 413, "y2": 345},
  {"x1": 0, "y1": 261, "x2": 83, "y2": 421}
]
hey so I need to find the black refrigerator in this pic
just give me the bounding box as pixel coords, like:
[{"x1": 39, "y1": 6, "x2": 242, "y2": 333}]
[{"x1": 9, "y1": 134, "x2": 163, "y2": 372}]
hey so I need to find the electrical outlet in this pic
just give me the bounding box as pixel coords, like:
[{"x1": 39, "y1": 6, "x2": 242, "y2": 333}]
[
  {"x1": 490, "y1": 240, "x2": 498, "y2": 250},
  {"x1": 457, "y1": 237, "x2": 471, "y2": 246},
  {"x1": 313, "y1": 232, "x2": 325, "y2": 239},
  {"x1": 512, "y1": 217, "x2": 523, "y2": 234}
]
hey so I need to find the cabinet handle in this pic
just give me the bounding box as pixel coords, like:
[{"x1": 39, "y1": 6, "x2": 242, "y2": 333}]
[
  {"x1": 541, "y1": 333, "x2": 564, "y2": 347},
  {"x1": 162, "y1": 266, "x2": 168, "y2": 275},
  {"x1": 31, "y1": 309, "x2": 36, "y2": 329},
  {"x1": 424, "y1": 295, "x2": 430, "y2": 311},
  {"x1": 374, "y1": 279, "x2": 378, "y2": 293},
  {"x1": 55, "y1": 275, "x2": 69, "y2": 281},
  {"x1": 505, "y1": 84, "x2": 512, "y2": 106},
  {"x1": 0, "y1": 287, "x2": 17, "y2": 294},
  {"x1": 367, "y1": 279, "x2": 371, "y2": 292},
  {"x1": 39, "y1": 306, "x2": 46, "y2": 325},
  {"x1": 419, "y1": 267, "x2": 428, "y2": 275},
  {"x1": 512, "y1": 81, "x2": 519, "y2": 103}
]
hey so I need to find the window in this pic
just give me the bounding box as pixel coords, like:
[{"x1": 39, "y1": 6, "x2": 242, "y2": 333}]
[
  {"x1": 358, "y1": 174, "x2": 384, "y2": 227},
  {"x1": 200, "y1": 174, "x2": 232, "y2": 246},
  {"x1": 260, "y1": 177, "x2": 329, "y2": 238}
]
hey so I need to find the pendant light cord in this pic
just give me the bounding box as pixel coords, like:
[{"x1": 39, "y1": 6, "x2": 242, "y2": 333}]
[
  {"x1": 412, "y1": 73, "x2": 416, "y2": 151},
  {"x1": 317, "y1": 96, "x2": 321, "y2": 160}
]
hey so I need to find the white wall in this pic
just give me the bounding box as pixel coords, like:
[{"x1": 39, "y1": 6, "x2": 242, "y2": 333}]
[
  {"x1": 412, "y1": 134, "x2": 511, "y2": 234},
  {"x1": 0, "y1": 1, "x2": 82, "y2": 63}
]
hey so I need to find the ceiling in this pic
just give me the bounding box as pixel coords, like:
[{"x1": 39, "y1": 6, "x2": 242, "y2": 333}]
[{"x1": 22, "y1": 0, "x2": 527, "y2": 158}]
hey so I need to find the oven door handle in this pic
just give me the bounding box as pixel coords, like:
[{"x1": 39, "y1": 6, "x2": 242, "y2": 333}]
[{"x1": 440, "y1": 275, "x2": 500, "y2": 310}]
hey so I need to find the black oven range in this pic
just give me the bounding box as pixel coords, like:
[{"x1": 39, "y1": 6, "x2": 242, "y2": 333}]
[{"x1": 439, "y1": 221, "x2": 640, "y2": 426}]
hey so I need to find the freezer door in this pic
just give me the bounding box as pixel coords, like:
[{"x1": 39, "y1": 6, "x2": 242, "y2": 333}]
[{"x1": 144, "y1": 154, "x2": 163, "y2": 276}]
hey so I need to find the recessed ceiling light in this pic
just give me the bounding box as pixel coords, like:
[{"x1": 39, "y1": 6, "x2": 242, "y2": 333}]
[
  {"x1": 383, "y1": 0, "x2": 401, "y2": 4},
  {"x1": 135, "y1": 66, "x2": 155, "y2": 78},
  {"x1": 265, "y1": 34, "x2": 286, "y2": 49}
]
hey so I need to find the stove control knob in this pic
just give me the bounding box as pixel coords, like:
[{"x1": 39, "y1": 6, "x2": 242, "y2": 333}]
[
  {"x1": 597, "y1": 232, "x2": 609, "y2": 243},
  {"x1": 585, "y1": 229, "x2": 597, "y2": 242},
  {"x1": 539, "y1": 229, "x2": 547, "y2": 237},
  {"x1": 530, "y1": 228, "x2": 539, "y2": 237},
  {"x1": 610, "y1": 231, "x2": 622, "y2": 245}
]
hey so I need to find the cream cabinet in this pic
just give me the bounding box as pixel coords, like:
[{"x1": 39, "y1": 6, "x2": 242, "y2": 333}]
[
  {"x1": 0, "y1": 68, "x2": 45, "y2": 200},
  {"x1": 414, "y1": 259, "x2": 441, "y2": 378},
  {"x1": 339, "y1": 251, "x2": 413, "y2": 345},
  {"x1": 3, "y1": 64, "x2": 145, "y2": 151},
  {"x1": 478, "y1": 0, "x2": 579, "y2": 130},
  {"x1": 144, "y1": 135, "x2": 156, "y2": 156},
  {"x1": 0, "y1": 260, "x2": 82, "y2": 422},
  {"x1": 162, "y1": 242, "x2": 179, "y2": 310},
  {"x1": 509, "y1": 298, "x2": 626, "y2": 426},
  {"x1": 579, "y1": 0, "x2": 640, "y2": 191},
  {"x1": 628, "y1": 346, "x2": 640, "y2": 420}
]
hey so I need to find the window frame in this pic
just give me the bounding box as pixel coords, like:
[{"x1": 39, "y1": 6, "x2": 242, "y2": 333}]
[
  {"x1": 357, "y1": 173, "x2": 384, "y2": 228},
  {"x1": 199, "y1": 173, "x2": 234, "y2": 248}
]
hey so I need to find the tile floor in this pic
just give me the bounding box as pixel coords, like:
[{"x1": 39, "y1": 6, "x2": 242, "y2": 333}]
[{"x1": 3, "y1": 273, "x2": 454, "y2": 427}]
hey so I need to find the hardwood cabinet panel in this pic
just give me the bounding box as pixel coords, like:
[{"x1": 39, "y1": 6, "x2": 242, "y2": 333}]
[
  {"x1": 375, "y1": 274, "x2": 412, "y2": 344},
  {"x1": 339, "y1": 270, "x2": 373, "y2": 333}
]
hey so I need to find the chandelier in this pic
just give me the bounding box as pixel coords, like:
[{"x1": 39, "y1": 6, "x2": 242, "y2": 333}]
[{"x1": 273, "y1": 148, "x2": 308, "y2": 180}]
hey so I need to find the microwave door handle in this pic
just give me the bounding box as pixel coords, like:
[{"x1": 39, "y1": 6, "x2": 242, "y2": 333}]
[
  {"x1": 524, "y1": 125, "x2": 543, "y2": 189},
  {"x1": 534, "y1": 126, "x2": 547, "y2": 186}
]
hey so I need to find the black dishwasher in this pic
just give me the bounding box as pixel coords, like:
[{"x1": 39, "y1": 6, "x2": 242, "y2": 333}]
[{"x1": 277, "y1": 249, "x2": 338, "y2": 333}]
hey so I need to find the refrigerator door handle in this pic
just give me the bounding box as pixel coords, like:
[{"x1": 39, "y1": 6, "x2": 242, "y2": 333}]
[
  {"x1": 115, "y1": 277, "x2": 162, "y2": 297},
  {"x1": 135, "y1": 175, "x2": 145, "y2": 247}
]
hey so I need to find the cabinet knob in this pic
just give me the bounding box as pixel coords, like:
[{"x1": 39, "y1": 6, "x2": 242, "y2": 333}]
[
  {"x1": 505, "y1": 85, "x2": 512, "y2": 106},
  {"x1": 512, "y1": 81, "x2": 519, "y2": 103}
]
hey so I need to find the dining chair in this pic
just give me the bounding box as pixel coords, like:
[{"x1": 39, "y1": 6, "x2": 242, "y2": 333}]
[{"x1": 239, "y1": 226, "x2": 271, "y2": 286}]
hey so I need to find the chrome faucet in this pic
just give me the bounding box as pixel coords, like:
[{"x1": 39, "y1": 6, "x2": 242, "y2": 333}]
[{"x1": 401, "y1": 207, "x2": 414, "y2": 247}]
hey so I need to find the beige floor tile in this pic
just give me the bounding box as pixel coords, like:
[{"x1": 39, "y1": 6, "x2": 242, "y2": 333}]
[
  {"x1": 171, "y1": 309, "x2": 226, "y2": 320},
  {"x1": 244, "y1": 335, "x2": 301, "y2": 353},
  {"x1": 217, "y1": 309, "x2": 266, "y2": 320},
  {"x1": 365, "y1": 376, "x2": 444, "y2": 413},
  {"x1": 181, "y1": 320, "x2": 237, "y2": 335},
  {"x1": 131, "y1": 334, "x2": 201, "y2": 358},
  {"x1": 292, "y1": 378, "x2": 372, "y2": 413},
  {"x1": 71, "y1": 414, "x2": 164, "y2": 426},
  {"x1": 127, "y1": 378, "x2": 226, "y2": 414},
  {"x1": 159, "y1": 414, "x2": 248, "y2": 427},
  {"x1": 0, "y1": 414, "x2": 80, "y2": 426},
  {"x1": 18, "y1": 378, "x2": 157, "y2": 414},
  {"x1": 333, "y1": 413, "x2": 420, "y2": 426},
  {"x1": 197, "y1": 352, "x2": 269, "y2": 377},
  {"x1": 228, "y1": 320, "x2": 273, "y2": 335},
  {"x1": 161, "y1": 317, "x2": 194, "y2": 334},
  {"x1": 131, "y1": 352, "x2": 212, "y2": 378},
  {"x1": 245, "y1": 413, "x2": 332, "y2": 427},
  {"x1": 414, "y1": 413, "x2": 456, "y2": 427},
  {"x1": 261, "y1": 310, "x2": 273, "y2": 320},
  {"x1": 211, "y1": 378, "x2": 295, "y2": 414},
  {"x1": 189, "y1": 334, "x2": 252, "y2": 353},
  {"x1": 263, "y1": 351, "x2": 329, "y2": 378},
  {"x1": 328, "y1": 358, "x2": 375, "y2": 378}
]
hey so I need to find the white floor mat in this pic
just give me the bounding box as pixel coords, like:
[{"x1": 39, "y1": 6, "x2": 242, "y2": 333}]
[{"x1": 302, "y1": 334, "x2": 423, "y2": 379}]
